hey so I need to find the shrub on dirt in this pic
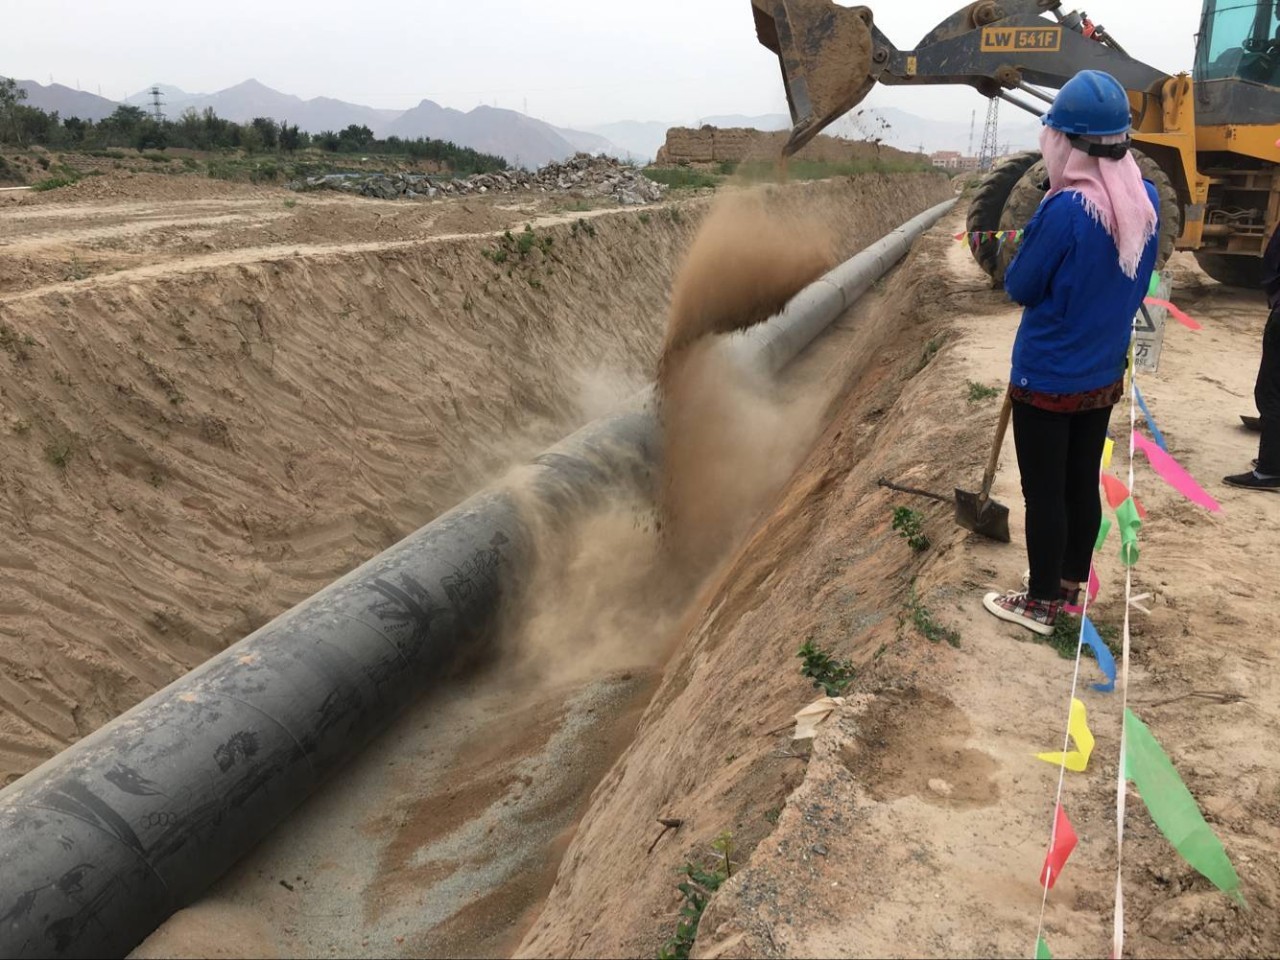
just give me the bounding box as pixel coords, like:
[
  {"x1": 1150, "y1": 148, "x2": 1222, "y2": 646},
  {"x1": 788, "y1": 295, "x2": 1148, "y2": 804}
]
[
  {"x1": 892, "y1": 507, "x2": 930, "y2": 552},
  {"x1": 658, "y1": 833, "x2": 734, "y2": 960},
  {"x1": 798, "y1": 639, "x2": 856, "y2": 696}
]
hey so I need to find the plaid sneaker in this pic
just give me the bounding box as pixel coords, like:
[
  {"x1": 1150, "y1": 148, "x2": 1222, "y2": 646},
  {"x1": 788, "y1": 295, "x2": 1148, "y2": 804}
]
[
  {"x1": 983, "y1": 590, "x2": 1061, "y2": 637},
  {"x1": 1020, "y1": 570, "x2": 1082, "y2": 610}
]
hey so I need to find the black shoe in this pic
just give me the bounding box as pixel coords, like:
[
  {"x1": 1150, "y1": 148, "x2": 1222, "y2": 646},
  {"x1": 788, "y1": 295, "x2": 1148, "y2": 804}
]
[
  {"x1": 1224, "y1": 471, "x2": 1280, "y2": 491},
  {"x1": 1242, "y1": 416, "x2": 1263, "y2": 433}
]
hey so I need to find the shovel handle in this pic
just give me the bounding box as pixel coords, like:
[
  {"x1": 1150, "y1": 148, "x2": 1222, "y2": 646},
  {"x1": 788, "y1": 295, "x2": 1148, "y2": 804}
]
[
  {"x1": 876, "y1": 479, "x2": 952, "y2": 504},
  {"x1": 979, "y1": 390, "x2": 1014, "y2": 505}
]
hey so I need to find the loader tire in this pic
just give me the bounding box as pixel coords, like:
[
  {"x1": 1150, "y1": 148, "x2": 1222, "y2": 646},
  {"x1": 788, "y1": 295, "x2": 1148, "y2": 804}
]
[
  {"x1": 1194, "y1": 253, "x2": 1264, "y2": 288},
  {"x1": 966, "y1": 150, "x2": 1041, "y2": 286},
  {"x1": 994, "y1": 148, "x2": 1183, "y2": 282}
]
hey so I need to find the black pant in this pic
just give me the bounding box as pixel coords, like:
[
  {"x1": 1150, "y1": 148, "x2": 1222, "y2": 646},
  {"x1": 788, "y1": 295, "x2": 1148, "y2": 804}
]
[
  {"x1": 1256, "y1": 307, "x2": 1280, "y2": 476},
  {"x1": 1012, "y1": 401, "x2": 1113, "y2": 602}
]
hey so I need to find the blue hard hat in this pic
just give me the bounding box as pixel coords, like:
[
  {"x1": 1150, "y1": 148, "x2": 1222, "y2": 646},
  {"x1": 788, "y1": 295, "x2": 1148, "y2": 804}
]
[{"x1": 1044, "y1": 70, "x2": 1132, "y2": 136}]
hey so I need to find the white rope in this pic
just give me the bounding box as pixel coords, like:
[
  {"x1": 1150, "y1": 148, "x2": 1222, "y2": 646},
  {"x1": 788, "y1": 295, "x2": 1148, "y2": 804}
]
[{"x1": 1111, "y1": 349, "x2": 1140, "y2": 957}]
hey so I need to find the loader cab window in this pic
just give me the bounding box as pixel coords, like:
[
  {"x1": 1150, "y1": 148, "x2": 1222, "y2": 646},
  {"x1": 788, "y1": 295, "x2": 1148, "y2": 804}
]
[{"x1": 1197, "y1": 0, "x2": 1280, "y2": 84}]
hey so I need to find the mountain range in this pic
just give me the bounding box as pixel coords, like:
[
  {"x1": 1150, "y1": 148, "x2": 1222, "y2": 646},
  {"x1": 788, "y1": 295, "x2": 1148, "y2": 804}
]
[{"x1": 14, "y1": 78, "x2": 1039, "y2": 167}]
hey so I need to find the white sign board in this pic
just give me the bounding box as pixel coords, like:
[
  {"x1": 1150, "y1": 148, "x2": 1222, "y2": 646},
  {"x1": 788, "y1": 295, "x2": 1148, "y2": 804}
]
[{"x1": 1133, "y1": 274, "x2": 1172, "y2": 374}]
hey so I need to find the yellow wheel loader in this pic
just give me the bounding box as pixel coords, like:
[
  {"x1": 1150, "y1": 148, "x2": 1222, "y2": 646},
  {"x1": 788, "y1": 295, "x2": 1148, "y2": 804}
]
[{"x1": 751, "y1": 0, "x2": 1280, "y2": 286}]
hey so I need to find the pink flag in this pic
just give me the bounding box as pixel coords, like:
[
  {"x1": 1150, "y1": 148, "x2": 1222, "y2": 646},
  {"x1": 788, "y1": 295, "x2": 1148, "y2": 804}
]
[
  {"x1": 1040, "y1": 805, "x2": 1079, "y2": 890},
  {"x1": 1133, "y1": 432, "x2": 1222, "y2": 513},
  {"x1": 1145, "y1": 297, "x2": 1202, "y2": 332}
]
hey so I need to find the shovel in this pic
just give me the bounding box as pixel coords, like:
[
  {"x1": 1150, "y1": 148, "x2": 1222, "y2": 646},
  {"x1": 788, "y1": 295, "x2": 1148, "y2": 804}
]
[{"x1": 878, "y1": 391, "x2": 1013, "y2": 543}]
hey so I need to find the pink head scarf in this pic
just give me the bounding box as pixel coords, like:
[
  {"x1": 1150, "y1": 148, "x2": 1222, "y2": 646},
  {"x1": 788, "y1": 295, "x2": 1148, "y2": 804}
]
[{"x1": 1039, "y1": 126, "x2": 1158, "y2": 279}]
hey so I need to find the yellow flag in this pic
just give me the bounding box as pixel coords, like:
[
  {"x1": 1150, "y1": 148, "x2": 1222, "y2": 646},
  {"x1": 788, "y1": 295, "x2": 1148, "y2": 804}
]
[
  {"x1": 1037, "y1": 698, "x2": 1096, "y2": 773},
  {"x1": 1102, "y1": 438, "x2": 1115, "y2": 470}
]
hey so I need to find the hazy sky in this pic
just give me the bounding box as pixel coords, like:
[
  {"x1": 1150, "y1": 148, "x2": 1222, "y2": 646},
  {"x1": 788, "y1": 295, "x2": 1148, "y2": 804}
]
[{"x1": 4, "y1": 0, "x2": 1205, "y2": 127}]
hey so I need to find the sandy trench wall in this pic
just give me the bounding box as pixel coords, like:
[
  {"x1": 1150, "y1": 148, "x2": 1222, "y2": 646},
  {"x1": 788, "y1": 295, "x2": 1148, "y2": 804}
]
[{"x1": 0, "y1": 172, "x2": 948, "y2": 787}]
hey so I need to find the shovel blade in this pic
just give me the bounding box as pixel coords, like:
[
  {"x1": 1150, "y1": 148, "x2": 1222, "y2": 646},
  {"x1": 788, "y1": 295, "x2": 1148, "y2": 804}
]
[{"x1": 954, "y1": 489, "x2": 1012, "y2": 544}]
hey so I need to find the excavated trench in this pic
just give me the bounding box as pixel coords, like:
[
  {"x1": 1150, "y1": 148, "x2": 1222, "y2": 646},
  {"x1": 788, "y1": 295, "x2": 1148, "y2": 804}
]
[{"x1": 0, "y1": 173, "x2": 951, "y2": 958}]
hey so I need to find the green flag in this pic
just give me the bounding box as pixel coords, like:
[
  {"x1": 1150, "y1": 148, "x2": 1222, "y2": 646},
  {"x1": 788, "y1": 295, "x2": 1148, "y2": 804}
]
[
  {"x1": 1115, "y1": 497, "x2": 1142, "y2": 567},
  {"x1": 1036, "y1": 937, "x2": 1053, "y2": 959},
  {"x1": 1125, "y1": 710, "x2": 1244, "y2": 904},
  {"x1": 1148, "y1": 270, "x2": 1163, "y2": 297}
]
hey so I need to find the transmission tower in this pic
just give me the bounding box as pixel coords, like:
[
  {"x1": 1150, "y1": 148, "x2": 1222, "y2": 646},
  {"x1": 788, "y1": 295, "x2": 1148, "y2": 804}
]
[
  {"x1": 978, "y1": 98, "x2": 1000, "y2": 172},
  {"x1": 967, "y1": 109, "x2": 977, "y2": 157},
  {"x1": 148, "y1": 85, "x2": 165, "y2": 122}
]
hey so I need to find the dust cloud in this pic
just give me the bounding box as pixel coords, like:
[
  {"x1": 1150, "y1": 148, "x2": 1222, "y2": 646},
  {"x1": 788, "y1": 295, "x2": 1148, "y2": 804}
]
[
  {"x1": 659, "y1": 192, "x2": 837, "y2": 572},
  {"x1": 503, "y1": 192, "x2": 839, "y2": 687}
]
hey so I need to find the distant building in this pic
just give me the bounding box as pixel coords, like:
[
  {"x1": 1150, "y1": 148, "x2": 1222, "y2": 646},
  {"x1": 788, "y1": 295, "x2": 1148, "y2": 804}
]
[{"x1": 930, "y1": 151, "x2": 982, "y2": 172}]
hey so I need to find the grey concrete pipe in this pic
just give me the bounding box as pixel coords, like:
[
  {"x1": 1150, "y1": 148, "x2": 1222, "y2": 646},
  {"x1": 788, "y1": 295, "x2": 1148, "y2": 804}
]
[{"x1": 0, "y1": 198, "x2": 954, "y2": 959}]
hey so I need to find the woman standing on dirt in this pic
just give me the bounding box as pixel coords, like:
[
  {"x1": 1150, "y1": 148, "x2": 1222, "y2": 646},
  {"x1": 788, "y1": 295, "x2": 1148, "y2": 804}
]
[{"x1": 983, "y1": 70, "x2": 1160, "y2": 637}]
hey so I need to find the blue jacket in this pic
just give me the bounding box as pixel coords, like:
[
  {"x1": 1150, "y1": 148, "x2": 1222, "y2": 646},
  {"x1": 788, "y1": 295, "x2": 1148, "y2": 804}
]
[{"x1": 1005, "y1": 184, "x2": 1159, "y2": 395}]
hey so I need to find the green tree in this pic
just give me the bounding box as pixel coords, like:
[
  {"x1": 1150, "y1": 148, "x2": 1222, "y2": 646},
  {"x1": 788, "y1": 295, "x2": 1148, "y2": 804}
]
[
  {"x1": 239, "y1": 122, "x2": 264, "y2": 155},
  {"x1": 250, "y1": 117, "x2": 279, "y2": 150},
  {"x1": 0, "y1": 76, "x2": 30, "y2": 145},
  {"x1": 278, "y1": 121, "x2": 302, "y2": 153}
]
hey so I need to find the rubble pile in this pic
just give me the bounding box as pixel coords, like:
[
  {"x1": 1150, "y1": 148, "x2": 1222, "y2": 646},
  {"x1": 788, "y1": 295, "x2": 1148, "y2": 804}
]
[{"x1": 288, "y1": 154, "x2": 666, "y2": 205}]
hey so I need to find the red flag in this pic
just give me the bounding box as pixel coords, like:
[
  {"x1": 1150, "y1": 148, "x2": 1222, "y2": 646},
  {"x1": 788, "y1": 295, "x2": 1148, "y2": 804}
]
[
  {"x1": 1040, "y1": 805, "x2": 1079, "y2": 890},
  {"x1": 1101, "y1": 474, "x2": 1148, "y2": 518},
  {"x1": 1145, "y1": 297, "x2": 1202, "y2": 332}
]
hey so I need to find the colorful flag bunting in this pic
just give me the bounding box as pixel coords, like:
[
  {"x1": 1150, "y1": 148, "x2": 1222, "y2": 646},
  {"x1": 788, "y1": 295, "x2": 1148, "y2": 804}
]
[
  {"x1": 1102, "y1": 437, "x2": 1115, "y2": 470},
  {"x1": 1040, "y1": 804, "x2": 1079, "y2": 890},
  {"x1": 1088, "y1": 566, "x2": 1102, "y2": 603},
  {"x1": 1036, "y1": 937, "x2": 1053, "y2": 960},
  {"x1": 1083, "y1": 616, "x2": 1117, "y2": 693},
  {"x1": 1125, "y1": 710, "x2": 1244, "y2": 905},
  {"x1": 1133, "y1": 385, "x2": 1169, "y2": 453},
  {"x1": 1095, "y1": 517, "x2": 1113, "y2": 551},
  {"x1": 1133, "y1": 432, "x2": 1223, "y2": 513},
  {"x1": 1145, "y1": 297, "x2": 1202, "y2": 332},
  {"x1": 1116, "y1": 497, "x2": 1143, "y2": 567},
  {"x1": 1038, "y1": 698, "x2": 1096, "y2": 773},
  {"x1": 1101, "y1": 475, "x2": 1147, "y2": 518},
  {"x1": 1147, "y1": 270, "x2": 1163, "y2": 298}
]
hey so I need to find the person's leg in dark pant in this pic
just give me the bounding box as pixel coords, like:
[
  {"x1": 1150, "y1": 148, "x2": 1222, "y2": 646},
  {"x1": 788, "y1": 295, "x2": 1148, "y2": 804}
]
[
  {"x1": 1256, "y1": 308, "x2": 1280, "y2": 475},
  {"x1": 1062, "y1": 406, "x2": 1114, "y2": 587},
  {"x1": 1011, "y1": 401, "x2": 1071, "y2": 602}
]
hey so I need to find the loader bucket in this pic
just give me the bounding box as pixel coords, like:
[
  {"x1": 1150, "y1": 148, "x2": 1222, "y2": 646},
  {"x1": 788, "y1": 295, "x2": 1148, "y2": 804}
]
[{"x1": 751, "y1": 0, "x2": 879, "y2": 156}]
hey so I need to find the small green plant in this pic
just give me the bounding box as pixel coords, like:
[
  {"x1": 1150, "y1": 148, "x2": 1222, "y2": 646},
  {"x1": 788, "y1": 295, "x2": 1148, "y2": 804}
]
[
  {"x1": 516, "y1": 224, "x2": 537, "y2": 257},
  {"x1": 45, "y1": 438, "x2": 73, "y2": 470},
  {"x1": 905, "y1": 585, "x2": 961, "y2": 648},
  {"x1": 916, "y1": 336, "x2": 945, "y2": 373},
  {"x1": 482, "y1": 246, "x2": 509, "y2": 264},
  {"x1": 798, "y1": 638, "x2": 856, "y2": 697},
  {"x1": 967, "y1": 381, "x2": 1001, "y2": 403},
  {"x1": 666, "y1": 208, "x2": 684, "y2": 225},
  {"x1": 32, "y1": 175, "x2": 79, "y2": 192},
  {"x1": 638, "y1": 211, "x2": 652, "y2": 225},
  {"x1": 571, "y1": 217, "x2": 596, "y2": 239},
  {"x1": 36, "y1": 155, "x2": 50, "y2": 170},
  {"x1": 64, "y1": 255, "x2": 88, "y2": 282},
  {"x1": 892, "y1": 507, "x2": 930, "y2": 553},
  {"x1": 643, "y1": 167, "x2": 719, "y2": 190},
  {"x1": 764, "y1": 807, "x2": 782, "y2": 825},
  {"x1": 283, "y1": 198, "x2": 298, "y2": 209},
  {"x1": 657, "y1": 834, "x2": 735, "y2": 960},
  {"x1": 12, "y1": 418, "x2": 32, "y2": 435}
]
